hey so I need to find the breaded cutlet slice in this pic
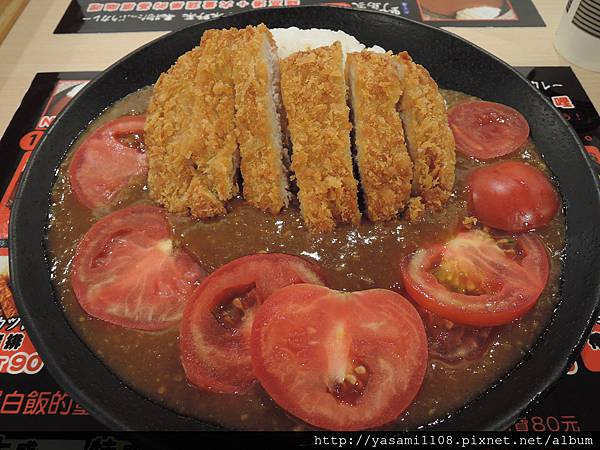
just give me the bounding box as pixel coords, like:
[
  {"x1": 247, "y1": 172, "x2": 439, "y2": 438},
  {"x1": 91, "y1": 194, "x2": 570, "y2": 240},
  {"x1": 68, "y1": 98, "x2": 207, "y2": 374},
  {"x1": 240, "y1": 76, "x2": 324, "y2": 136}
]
[
  {"x1": 0, "y1": 275, "x2": 17, "y2": 318},
  {"x1": 280, "y1": 42, "x2": 361, "y2": 233},
  {"x1": 233, "y1": 24, "x2": 290, "y2": 214},
  {"x1": 146, "y1": 28, "x2": 240, "y2": 218},
  {"x1": 396, "y1": 51, "x2": 456, "y2": 212},
  {"x1": 346, "y1": 51, "x2": 413, "y2": 222}
]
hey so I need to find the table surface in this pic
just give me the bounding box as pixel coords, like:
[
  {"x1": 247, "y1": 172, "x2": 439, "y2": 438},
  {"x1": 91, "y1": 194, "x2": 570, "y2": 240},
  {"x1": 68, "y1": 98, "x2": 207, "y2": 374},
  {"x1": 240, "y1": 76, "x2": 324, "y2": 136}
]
[
  {"x1": 0, "y1": 0, "x2": 599, "y2": 137},
  {"x1": 0, "y1": 0, "x2": 29, "y2": 45}
]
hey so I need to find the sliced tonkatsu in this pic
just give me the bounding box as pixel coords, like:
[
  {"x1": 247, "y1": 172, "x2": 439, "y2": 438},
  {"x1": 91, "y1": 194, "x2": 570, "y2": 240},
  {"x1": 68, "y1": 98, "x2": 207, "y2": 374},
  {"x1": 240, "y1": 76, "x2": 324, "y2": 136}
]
[
  {"x1": 233, "y1": 25, "x2": 290, "y2": 214},
  {"x1": 396, "y1": 52, "x2": 456, "y2": 213},
  {"x1": 146, "y1": 25, "x2": 454, "y2": 227},
  {"x1": 346, "y1": 51, "x2": 413, "y2": 222},
  {"x1": 146, "y1": 28, "x2": 240, "y2": 218},
  {"x1": 280, "y1": 42, "x2": 361, "y2": 233}
]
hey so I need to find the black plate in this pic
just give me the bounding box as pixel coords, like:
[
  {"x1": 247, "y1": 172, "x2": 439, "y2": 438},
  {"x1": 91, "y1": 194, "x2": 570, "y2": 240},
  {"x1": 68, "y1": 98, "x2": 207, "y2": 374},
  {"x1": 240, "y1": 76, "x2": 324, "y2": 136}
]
[{"x1": 9, "y1": 6, "x2": 600, "y2": 431}]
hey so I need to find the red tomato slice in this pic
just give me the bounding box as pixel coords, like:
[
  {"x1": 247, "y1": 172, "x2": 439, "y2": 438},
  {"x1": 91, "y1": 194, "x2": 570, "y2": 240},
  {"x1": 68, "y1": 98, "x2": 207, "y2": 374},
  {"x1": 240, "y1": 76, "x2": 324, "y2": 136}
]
[
  {"x1": 71, "y1": 205, "x2": 205, "y2": 330},
  {"x1": 401, "y1": 230, "x2": 549, "y2": 327},
  {"x1": 467, "y1": 161, "x2": 560, "y2": 232},
  {"x1": 418, "y1": 307, "x2": 493, "y2": 366},
  {"x1": 69, "y1": 115, "x2": 147, "y2": 209},
  {"x1": 448, "y1": 101, "x2": 530, "y2": 160},
  {"x1": 180, "y1": 254, "x2": 326, "y2": 394},
  {"x1": 251, "y1": 285, "x2": 428, "y2": 431}
]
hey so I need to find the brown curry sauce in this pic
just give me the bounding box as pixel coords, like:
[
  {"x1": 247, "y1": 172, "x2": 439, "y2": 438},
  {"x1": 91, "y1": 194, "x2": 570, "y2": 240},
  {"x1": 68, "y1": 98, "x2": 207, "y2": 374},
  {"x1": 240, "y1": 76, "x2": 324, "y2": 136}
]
[{"x1": 46, "y1": 87, "x2": 565, "y2": 430}]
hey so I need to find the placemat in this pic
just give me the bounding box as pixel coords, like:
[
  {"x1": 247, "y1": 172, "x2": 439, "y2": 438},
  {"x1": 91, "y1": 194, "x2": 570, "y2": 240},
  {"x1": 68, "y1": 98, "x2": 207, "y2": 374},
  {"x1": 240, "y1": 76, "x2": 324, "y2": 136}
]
[{"x1": 54, "y1": 1, "x2": 546, "y2": 33}]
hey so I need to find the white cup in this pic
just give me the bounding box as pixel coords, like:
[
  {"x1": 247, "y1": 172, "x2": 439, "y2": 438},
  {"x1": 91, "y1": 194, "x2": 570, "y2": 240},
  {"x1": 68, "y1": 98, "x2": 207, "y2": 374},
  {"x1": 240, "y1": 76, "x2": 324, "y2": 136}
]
[{"x1": 554, "y1": 0, "x2": 600, "y2": 72}]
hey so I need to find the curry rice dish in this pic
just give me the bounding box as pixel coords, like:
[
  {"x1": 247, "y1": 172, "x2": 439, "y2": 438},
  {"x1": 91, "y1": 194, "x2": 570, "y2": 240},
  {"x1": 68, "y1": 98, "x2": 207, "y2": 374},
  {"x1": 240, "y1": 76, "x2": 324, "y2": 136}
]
[
  {"x1": 146, "y1": 24, "x2": 455, "y2": 232},
  {"x1": 48, "y1": 24, "x2": 565, "y2": 431}
]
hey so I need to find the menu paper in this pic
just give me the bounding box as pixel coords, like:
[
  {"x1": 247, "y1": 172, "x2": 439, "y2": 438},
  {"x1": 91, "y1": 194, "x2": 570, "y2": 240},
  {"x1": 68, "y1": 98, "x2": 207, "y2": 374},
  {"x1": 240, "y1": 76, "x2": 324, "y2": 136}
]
[
  {"x1": 0, "y1": 68, "x2": 597, "y2": 430},
  {"x1": 54, "y1": 0, "x2": 545, "y2": 34}
]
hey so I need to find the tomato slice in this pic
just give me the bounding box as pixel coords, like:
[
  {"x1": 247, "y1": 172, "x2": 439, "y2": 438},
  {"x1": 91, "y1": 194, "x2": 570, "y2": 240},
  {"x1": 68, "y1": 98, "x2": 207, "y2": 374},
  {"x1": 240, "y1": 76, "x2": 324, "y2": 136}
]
[
  {"x1": 71, "y1": 205, "x2": 205, "y2": 330},
  {"x1": 448, "y1": 101, "x2": 530, "y2": 160},
  {"x1": 69, "y1": 115, "x2": 147, "y2": 209},
  {"x1": 179, "y1": 254, "x2": 326, "y2": 394},
  {"x1": 467, "y1": 161, "x2": 560, "y2": 232},
  {"x1": 418, "y1": 307, "x2": 493, "y2": 366},
  {"x1": 401, "y1": 230, "x2": 549, "y2": 327},
  {"x1": 250, "y1": 284, "x2": 428, "y2": 431}
]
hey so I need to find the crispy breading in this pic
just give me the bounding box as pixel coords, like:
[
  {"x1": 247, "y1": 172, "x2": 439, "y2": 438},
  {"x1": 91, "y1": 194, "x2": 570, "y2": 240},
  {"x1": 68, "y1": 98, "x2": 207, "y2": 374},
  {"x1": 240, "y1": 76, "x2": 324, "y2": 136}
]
[
  {"x1": 0, "y1": 275, "x2": 17, "y2": 318},
  {"x1": 462, "y1": 216, "x2": 478, "y2": 229},
  {"x1": 346, "y1": 51, "x2": 413, "y2": 221},
  {"x1": 233, "y1": 25, "x2": 290, "y2": 214},
  {"x1": 146, "y1": 28, "x2": 240, "y2": 218},
  {"x1": 396, "y1": 51, "x2": 456, "y2": 210},
  {"x1": 280, "y1": 42, "x2": 361, "y2": 233},
  {"x1": 404, "y1": 196, "x2": 425, "y2": 222}
]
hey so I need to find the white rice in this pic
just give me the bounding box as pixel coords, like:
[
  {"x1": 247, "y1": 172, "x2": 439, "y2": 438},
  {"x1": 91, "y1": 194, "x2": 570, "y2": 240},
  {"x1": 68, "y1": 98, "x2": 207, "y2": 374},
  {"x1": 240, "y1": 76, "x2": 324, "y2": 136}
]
[
  {"x1": 0, "y1": 255, "x2": 7, "y2": 276},
  {"x1": 270, "y1": 27, "x2": 386, "y2": 60},
  {"x1": 455, "y1": 7, "x2": 501, "y2": 20}
]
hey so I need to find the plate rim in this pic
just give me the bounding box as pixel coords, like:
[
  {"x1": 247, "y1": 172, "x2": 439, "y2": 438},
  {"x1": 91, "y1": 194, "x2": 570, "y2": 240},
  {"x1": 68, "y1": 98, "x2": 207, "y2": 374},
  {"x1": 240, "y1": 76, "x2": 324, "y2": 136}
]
[{"x1": 8, "y1": 5, "x2": 600, "y2": 432}]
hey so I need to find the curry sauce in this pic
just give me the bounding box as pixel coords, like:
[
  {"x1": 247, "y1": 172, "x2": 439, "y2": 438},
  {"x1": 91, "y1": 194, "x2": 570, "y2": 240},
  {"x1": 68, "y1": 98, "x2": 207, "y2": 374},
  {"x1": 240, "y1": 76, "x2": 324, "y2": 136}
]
[{"x1": 46, "y1": 87, "x2": 565, "y2": 430}]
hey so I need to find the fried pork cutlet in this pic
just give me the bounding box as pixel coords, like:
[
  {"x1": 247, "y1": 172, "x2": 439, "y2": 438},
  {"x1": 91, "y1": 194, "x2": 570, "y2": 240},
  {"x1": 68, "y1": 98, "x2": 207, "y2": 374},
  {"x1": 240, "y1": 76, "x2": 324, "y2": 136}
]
[
  {"x1": 0, "y1": 275, "x2": 17, "y2": 318},
  {"x1": 280, "y1": 42, "x2": 361, "y2": 233},
  {"x1": 346, "y1": 51, "x2": 413, "y2": 222},
  {"x1": 396, "y1": 51, "x2": 456, "y2": 213},
  {"x1": 233, "y1": 25, "x2": 290, "y2": 214},
  {"x1": 146, "y1": 28, "x2": 240, "y2": 218}
]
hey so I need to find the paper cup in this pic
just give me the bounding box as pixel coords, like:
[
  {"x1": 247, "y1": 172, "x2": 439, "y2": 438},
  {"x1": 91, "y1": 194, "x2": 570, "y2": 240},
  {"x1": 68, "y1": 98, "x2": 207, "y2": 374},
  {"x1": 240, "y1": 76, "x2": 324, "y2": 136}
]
[{"x1": 554, "y1": 0, "x2": 600, "y2": 72}]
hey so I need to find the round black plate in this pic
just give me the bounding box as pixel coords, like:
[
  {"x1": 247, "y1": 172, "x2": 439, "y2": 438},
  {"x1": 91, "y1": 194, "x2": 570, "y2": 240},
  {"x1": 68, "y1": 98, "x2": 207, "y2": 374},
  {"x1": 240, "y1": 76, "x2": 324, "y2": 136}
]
[{"x1": 9, "y1": 6, "x2": 600, "y2": 431}]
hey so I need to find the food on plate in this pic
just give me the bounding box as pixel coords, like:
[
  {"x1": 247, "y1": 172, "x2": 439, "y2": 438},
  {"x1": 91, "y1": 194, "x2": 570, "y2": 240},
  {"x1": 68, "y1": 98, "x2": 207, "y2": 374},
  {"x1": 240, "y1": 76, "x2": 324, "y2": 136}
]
[
  {"x1": 71, "y1": 205, "x2": 206, "y2": 330},
  {"x1": 250, "y1": 284, "x2": 428, "y2": 431},
  {"x1": 270, "y1": 27, "x2": 385, "y2": 59},
  {"x1": 401, "y1": 229, "x2": 550, "y2": 327},
  {"x1": 396, "y1": 52, "x2": 456, "y2": 213},
  {"x1": 467, "y1": 161, "x2": 560, "y2": 232},
  {"x1": 146, "y1": 28, "x2": 239, "y2": 218},
  {"x1": 234, "y1": 25, "x2": 291, "y2": 214},
  {"x1": 419, "y1": 308, "x2": 493, "y2": 366},
  {"x1": 345, "y1": 51, "x2": 413, "y2": 221},
  {"x1": 0, "y1": 275, "x2": 18, "y2": 318},
  {"x1": 69, "y1": 115, "x2": 147, "y2": 210},
  {"x1": 47, "y1": 25, "x2": 565, "y2": 431},
  {"x1": 448, "y1": 100, "x2": 530, "y2": 160},
  {"x1": 280, "y1": 42, "x2": 361, "y2": 232},
  {"x1": 180, "y1": 253, "x2": 326, "y2": 393},
  {"x1": 144, "y1": 26, "x2": 456, "y2": 229}
]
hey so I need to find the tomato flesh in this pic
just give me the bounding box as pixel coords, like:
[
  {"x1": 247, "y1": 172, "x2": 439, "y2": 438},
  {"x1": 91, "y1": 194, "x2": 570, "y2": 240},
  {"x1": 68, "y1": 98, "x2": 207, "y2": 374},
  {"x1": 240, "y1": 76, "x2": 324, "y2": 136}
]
[
  {"x1": 250, "y1": 284, "x2": 428, "y2": 431},
  {"x1": 179, "y1": 254, "x2": 326, "y2": 394},
  {"x1": 71, "y1": 205, "x2": 206, "y2": 330},
  {"x1": 69, "y1": 115, "x2": 147, "y2": 209},
  {"x1": 448, "y1": 101, "x2": 530, "y2": 160},
  {"x1": 401, "y1": 230, "x2": 549, "y2": 327},
  {"x1": 467, "y1": 161, "x2": 560, "y2": 232}
]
